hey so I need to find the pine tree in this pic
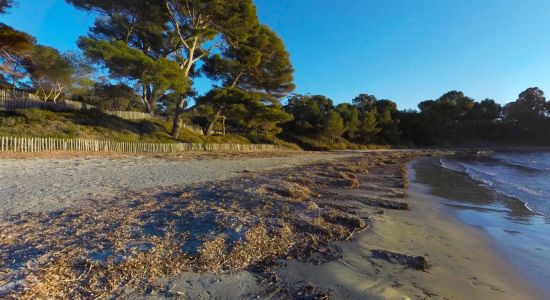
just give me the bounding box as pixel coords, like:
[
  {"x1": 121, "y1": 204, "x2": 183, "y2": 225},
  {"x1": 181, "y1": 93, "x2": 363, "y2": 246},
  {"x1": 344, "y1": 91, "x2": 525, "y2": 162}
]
[{"x1": 322, "y1": 111, "x2": 345, "y2": 142}]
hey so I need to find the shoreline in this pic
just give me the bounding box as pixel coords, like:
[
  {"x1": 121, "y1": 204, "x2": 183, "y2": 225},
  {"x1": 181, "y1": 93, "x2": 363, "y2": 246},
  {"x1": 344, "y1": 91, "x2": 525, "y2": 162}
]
[
  {"x1": 438, "y1": 155, "x2": 546, "y2": 217},
  {"x1": 418, "y1": 155, "x2": 550, "y2": 298},
  {"x1": 408, "y1": 159, "x2": 545, "y2": 299},
  {"x1": 262, "y1": 157, "x2": 544, "y2": 299}
]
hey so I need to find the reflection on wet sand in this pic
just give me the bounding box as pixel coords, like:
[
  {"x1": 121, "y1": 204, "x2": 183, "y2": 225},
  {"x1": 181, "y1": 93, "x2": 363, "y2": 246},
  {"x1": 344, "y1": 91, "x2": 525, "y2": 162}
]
[
  {"x1": 412, "y1": 157, "x2": 550, "y2": 297},
  {"x1": 414, "y1": 157, "x2": 536, "y2": 223}
]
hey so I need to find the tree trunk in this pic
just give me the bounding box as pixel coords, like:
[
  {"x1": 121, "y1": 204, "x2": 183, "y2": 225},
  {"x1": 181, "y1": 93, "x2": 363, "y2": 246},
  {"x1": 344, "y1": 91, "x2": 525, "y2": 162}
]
[
  {"x1": 143, "y1": 85, "x2": 153, "y2": 114},
  {"x1": 171, "y1": 97, "x2": 186, "y2": 138},
  {"x1": 82, "y1": 96, "x2": 88, "y2": 110},
  {"x1": 206, "y1": 107, "x2": 224, "y2": 136},
  {"x1": 230, "y1": 73, "x2": 243, "y2": 89},
  {"x1": 143, "y1": 101, "x2": 152, "y2": 114}
]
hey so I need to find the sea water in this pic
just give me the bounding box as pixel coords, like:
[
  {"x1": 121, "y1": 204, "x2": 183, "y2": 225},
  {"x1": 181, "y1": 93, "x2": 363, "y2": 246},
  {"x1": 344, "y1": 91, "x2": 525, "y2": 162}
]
[
  {"x1": 441, "y1": 152, "x2": 550, "y2": 218},
  {"x1": 412, "y1": 153, "x2": 550, "y2": 297}
]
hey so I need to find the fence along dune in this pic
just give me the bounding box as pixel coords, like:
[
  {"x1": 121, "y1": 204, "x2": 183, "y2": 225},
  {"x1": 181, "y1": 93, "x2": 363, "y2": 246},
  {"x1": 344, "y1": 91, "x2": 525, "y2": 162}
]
[
  {"x1": 0, "y1": 136, "x2": 277, "y2": 153},
  {"x1": 0, "y1": 89, "x2": 154, "y2": 120},
  {"x1": 0, "y1": 90, "x2": 276, "y2": 152}
]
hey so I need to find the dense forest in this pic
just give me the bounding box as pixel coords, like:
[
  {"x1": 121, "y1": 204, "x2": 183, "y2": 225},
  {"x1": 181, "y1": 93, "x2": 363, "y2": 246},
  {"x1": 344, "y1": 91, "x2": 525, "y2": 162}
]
[{"x1": 1, "y1": 0, "x2": 550, "y2": 149}]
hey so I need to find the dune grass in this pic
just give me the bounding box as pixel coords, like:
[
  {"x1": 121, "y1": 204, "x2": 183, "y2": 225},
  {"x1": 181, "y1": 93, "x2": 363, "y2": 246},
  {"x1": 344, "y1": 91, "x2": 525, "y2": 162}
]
[{"x1": 0, "y1": 109, "x2": 172, "y2": 142}]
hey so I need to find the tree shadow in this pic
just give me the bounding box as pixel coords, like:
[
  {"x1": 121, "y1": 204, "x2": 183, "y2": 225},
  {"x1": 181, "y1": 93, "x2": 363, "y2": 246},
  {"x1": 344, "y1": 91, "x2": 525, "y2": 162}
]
[{"x1": 69, "y1": 108, "x2": 163, "y2": 136}]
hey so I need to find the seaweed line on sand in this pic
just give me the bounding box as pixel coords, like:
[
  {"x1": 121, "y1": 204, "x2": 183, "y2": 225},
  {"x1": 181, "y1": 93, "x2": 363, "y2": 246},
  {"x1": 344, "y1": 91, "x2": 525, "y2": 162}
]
[{"x1": 0, "y1": 151, "x2": 432, "y2": 299}]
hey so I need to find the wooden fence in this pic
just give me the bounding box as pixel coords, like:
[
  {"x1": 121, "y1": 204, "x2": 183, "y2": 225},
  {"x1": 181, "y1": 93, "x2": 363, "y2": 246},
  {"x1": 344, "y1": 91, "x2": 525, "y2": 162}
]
[
  {"x1": 0, "y1": 89, "x2": 40, "y2": 102},
  {"x1": 1, "y1": 89, "x2": 153, "y2": 116},
  {"x1": 0, "y1": 136, "x2": 278, "y2": 153},
  {"x1": 0, "y1": 92, "x2": 91, "y2": 110},
  {"x1": 0, "y1": 97, "x2": 46, "y2": 110},
  {"x1": 104, "y1": 111, "x2": 154, "y2": 120},
  {"x1": 58, "y1": 99, "x2": 93, "y2": 110},
  {"x1": 0, "y1": 89, "x2": 201, "y2": 133},
  {"x1": 183, "y1": 123, "x2": 205, "y2": 135},
  {"x1": 0, "y1": 98, "x2": 100, "y2": 111}
]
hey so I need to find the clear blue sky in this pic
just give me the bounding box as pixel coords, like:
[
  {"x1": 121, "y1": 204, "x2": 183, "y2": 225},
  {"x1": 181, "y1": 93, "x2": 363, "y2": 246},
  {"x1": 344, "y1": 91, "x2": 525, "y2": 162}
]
[{"x1": 2, "y1": 0, "x2": 550, "y2": 109}]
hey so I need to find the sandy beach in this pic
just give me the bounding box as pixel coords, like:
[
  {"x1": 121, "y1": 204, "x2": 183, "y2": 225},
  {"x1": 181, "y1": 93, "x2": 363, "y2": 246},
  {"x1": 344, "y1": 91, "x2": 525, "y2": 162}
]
[
  {"x1": 269, "y1": 162, "x2": 544, "y2": 299},
  {"x1": 0, "y1": 151, "x2": 544, "y2": 299},
  {"x1": 3, "y1": 0, "x2": 550, "y2": 298},
  {"x1": 0, "y1": 151, "x2": 354, "y2": 215}
]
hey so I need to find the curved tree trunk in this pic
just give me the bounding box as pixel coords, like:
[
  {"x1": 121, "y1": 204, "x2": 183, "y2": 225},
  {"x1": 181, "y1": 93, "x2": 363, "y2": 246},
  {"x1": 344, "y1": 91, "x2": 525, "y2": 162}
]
[
  {"x1": 206, "y1": 106, "x2": 224, "y2": 136},
  {"x1": 143, "y1": 101, "x2": 152, "y2": 114}
]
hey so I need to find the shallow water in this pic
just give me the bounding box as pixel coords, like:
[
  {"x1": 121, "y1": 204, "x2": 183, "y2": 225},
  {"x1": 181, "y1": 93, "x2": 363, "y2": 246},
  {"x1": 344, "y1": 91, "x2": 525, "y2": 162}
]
[
  {"x1": 412, "y1": 155, "x2": 550, "y2": 297},
  {"x1": 441, "y1": 152, "x2": 550, "y2": 219}
]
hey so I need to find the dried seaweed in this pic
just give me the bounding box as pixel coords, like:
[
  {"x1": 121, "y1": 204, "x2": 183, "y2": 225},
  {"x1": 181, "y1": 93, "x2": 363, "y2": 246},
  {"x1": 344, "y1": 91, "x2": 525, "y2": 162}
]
[{"x1": 0, "y1": 152, "x2": 422, "y2": 299}]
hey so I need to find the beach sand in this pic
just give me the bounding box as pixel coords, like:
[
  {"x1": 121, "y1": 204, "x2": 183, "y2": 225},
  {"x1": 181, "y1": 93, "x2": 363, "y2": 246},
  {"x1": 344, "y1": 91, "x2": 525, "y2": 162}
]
[
  {"x1": 127, "y1": 152, "x2": 544, "y2": 299},
  {"x1": 0, "y1": 151, "x2": 543, "y2": 299},
  {"x1": 0, "y1": 151, "x2": 355, "y2": 215},
  {"x1": 270, "y1": 166, "x2": 544, "y2": 299}
]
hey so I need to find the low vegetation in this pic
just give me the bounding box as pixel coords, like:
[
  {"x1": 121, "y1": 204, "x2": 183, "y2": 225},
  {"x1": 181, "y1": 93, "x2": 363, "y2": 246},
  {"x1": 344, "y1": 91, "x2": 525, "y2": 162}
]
[{"x1": 0, "y1": 109, "x2": 268, "y2": 145}]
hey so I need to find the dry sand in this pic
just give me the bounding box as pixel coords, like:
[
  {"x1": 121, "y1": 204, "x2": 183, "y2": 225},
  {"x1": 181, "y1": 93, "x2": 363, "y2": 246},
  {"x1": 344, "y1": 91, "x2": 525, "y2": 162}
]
[
  {"x1": 0, "y1": 152, "x2": 353, "y2": 215},
  {"x1": 0, "y1": 151, "x2": 543, "y2": 299}
]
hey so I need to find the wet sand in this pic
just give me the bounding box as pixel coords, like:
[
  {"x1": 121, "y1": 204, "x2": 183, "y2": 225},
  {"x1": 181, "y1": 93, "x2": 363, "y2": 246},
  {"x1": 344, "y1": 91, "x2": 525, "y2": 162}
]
[
  {"x1": 413, "y1": 156, "x2": 550, "y2": 298},
  {"x1": 265, "y1": 159, "x2": 544, "y2": 299}
]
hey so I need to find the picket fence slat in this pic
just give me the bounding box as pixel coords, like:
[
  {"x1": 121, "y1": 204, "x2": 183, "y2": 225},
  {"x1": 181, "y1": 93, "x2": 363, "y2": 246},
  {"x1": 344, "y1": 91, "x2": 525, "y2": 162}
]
[{"x1": 0, "y1": 136, "x2": 277, "y2": 154}]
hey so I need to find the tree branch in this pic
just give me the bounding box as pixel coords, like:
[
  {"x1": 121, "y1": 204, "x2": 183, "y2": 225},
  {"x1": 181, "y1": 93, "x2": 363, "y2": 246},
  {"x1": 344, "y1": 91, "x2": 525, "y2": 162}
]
[
  {"x1": 192, "y1": 41, "x2": 221, "y2": 64},
  {"x1": 165, "y1": 0, "x2": 190, "y2": 50}
]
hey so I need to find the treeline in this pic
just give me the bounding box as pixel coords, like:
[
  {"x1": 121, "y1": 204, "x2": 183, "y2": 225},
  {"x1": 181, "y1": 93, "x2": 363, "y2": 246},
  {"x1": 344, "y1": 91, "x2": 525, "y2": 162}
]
[
  {"x1": 1, "y1": 0, "x2": 549, "y2": 149},
  {"x1": 282, "y1": 88, "x2": 550, "y2": 149}
]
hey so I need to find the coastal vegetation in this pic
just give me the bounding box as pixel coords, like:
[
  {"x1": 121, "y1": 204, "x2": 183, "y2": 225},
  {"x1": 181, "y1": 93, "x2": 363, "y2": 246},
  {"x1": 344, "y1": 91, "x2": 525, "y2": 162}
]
[
  {"x1": 1, "y1": 1, "x2": 550, "y2": 150},
  {"x1": 0, "y1": 109, "x2": 257, "y2": 144}
]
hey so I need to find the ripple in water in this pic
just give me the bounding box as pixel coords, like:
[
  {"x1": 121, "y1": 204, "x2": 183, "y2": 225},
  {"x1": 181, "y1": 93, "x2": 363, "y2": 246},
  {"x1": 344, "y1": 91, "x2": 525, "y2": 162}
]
[{"x1": 440, "y1": 152, "x2": 550, "y2": 218}]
